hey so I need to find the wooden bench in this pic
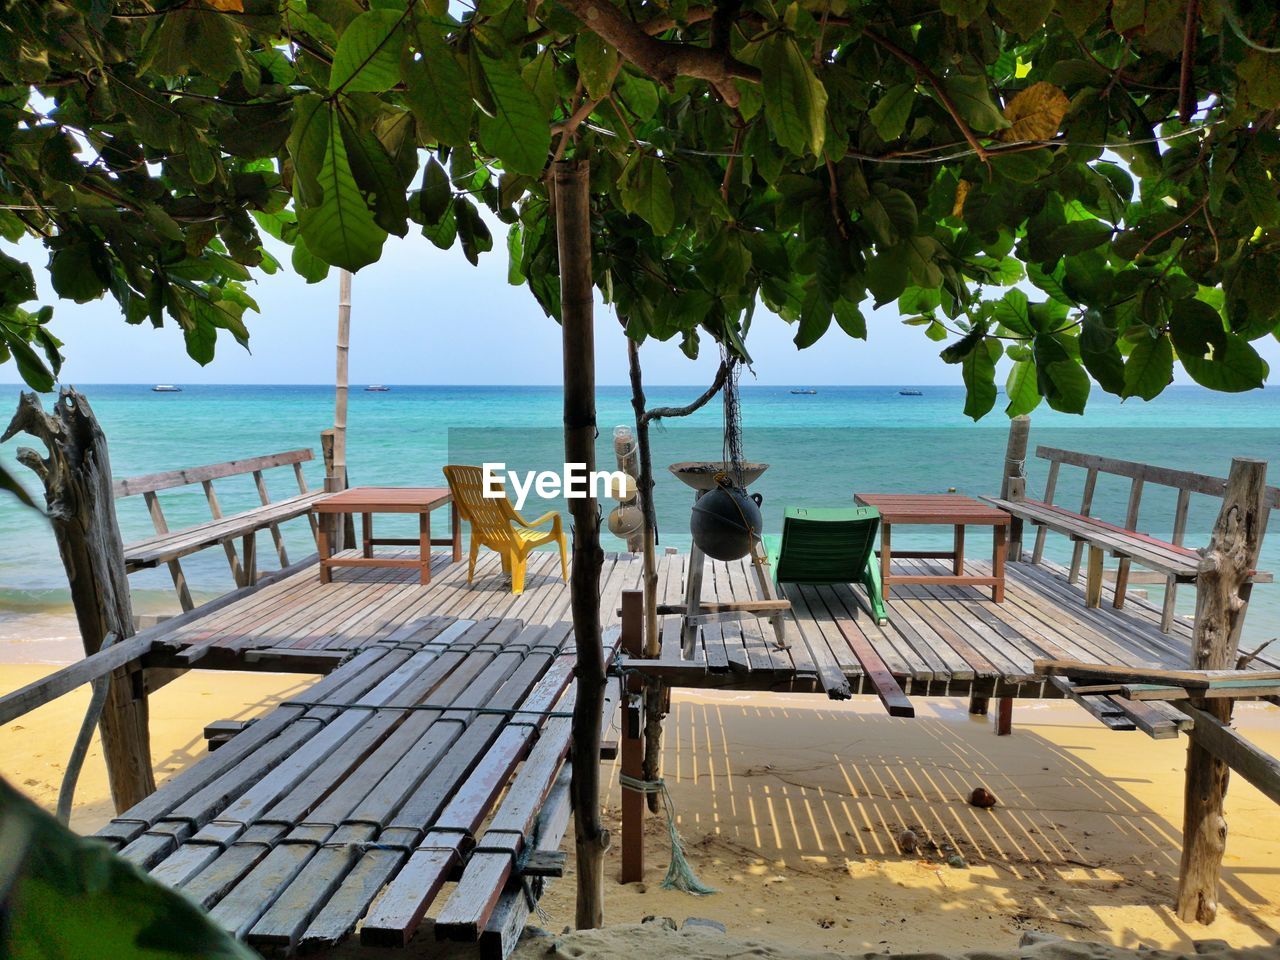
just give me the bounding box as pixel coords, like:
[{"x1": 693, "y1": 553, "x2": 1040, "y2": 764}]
[
  {"x1": 115, "y1": 449, "x2": 324, "y2": 611},
  {"x1": 986, "y1": 446, "x2": 1278, "y2": 632}
]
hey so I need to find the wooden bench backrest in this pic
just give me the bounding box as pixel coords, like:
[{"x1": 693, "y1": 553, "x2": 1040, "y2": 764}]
[
  {"x1": 1035, "y1": 447, "x2": 1280, "y2": 510},
  {"x1": 113, "y1": 449, "x2": 314, "y2": 499}
]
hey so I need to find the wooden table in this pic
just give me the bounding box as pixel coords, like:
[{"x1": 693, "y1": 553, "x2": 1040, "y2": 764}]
[
  {"x1": 854, "y1": 493, "x2": 1010, "y2": 602},
  {"x1": 312, "y1": 487, "x2": 460, "y2": 585}
]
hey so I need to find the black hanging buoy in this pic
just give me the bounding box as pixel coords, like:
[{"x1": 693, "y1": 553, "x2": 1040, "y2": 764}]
[{"x1": 691, "y1": 483, "x2": 763, "y2": 561}]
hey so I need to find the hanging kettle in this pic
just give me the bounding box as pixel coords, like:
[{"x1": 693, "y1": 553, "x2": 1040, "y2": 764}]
[{"x1": 691, "y1": 480, "x2": 763, "y2": 561}]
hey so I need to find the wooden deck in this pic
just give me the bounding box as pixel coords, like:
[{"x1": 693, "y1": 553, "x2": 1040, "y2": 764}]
[
  {"x1": 145, "y1": 547, "x2": 1279, "y2": 703},
  {"x1": 98, "y1": 617, "x2": 609, "y2": 958}
]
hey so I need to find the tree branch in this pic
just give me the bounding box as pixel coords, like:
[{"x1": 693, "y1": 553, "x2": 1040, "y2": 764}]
[
  {"x1": 554, "y1": 0, "x2": 759, "y2": 106},
  {"x1": 640, "y1": 359, "x2": 729, "y2": 424},
  {"x1": 863, "y1": 28, "x2": 990, "y2": 164},
  {"x1": 1179, "y1": 0, "x2": 1201, "y2": 124}
]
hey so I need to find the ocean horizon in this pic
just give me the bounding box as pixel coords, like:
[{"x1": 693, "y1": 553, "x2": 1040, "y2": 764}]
[{"x1": 2, "y1": 382, "x2": 1278, "y2": 650}]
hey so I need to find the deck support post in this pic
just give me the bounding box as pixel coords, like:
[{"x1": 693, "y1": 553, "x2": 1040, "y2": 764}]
[
  {"x1": 554, "y1": 158, "x2": 610, "y2": 931},
  {"x1": 320, "y1": 430, "x2": 355, "y2": 548},
  {"x1": 3, "y1": 390, "x2": 156, "y2": 811},
  {"x1": 1001, "y1": 415, "x2": 1030, "y2": 560},
  {"x1": 968, "y1": 694, "x2": 989, "y2": 716},
  {"x1": 620, "y1": 590, "x2": 646, "y2": 883},
  {"x1": 995, "y1": 696, "x2": 1013, "y2": 736},
  {"x1": 1176, "y1": 457, "x2": 1268, "y2": 924}
]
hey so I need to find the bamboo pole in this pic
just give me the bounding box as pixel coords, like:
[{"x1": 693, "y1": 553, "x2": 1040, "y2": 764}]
[
  {"x1": 1176, "y1": 457, "x2": 1268, "y2": 924},
  {"x1": 554, "y1": 158, "x2": 609, "y2": 930},
  {"x1": 328, "y1": 269, "x2": 352, "y2": 552}
]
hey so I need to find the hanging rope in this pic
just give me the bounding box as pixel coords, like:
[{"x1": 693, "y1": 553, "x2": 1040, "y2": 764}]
[{"x1": 619, "y1": 774, "x2": 716, "y2": 895}]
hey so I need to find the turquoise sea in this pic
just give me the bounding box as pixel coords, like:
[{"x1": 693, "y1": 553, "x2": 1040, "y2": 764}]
[{"x1": 1, "y1": 383, "x2": 1278, "y2": 647}]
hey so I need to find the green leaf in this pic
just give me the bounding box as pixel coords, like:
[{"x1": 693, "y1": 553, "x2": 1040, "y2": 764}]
[
  {"x1": 1034, "y1": 335, "x2": 1091, "y2": 413},
  {"x1": 330, "y1": 9, "x2": 404, "y2": 93},
  {"x1": 1044, "y1": 219, "x2": 1114, "y2": 258},
  {"x1": 992, "y1": 289, "x2": 1034, "y2": 336},
  {"x1": 1238, "y1": 145, "x2": 1280, "y2": 229},
  {"x1": 338, "y1": 108, "x2": 410, "y2": 237},
  {"x1": 1170, "y1": 298, "x2": 1269, "y2": 392},
  {"x1": 833, "y1": 300, "x2": 866, "y2": 338},
  {"x1": 867, "y1": 245, "x2": 910, "y2": 305},
  {"x1": 49, "y1": 245, "x2": 108, "y2": 303},
  {"x1": 940, "y1": 325, "x2": 985, "y2": 363},
  {"x1": 0, "y1": 327, "x2": 55, "y2": 392},
  {"x1": 941, "y1": 75, "x2": 1010, "y2": 133},
  {"x1": 576, "y1": 31, "x2": 619, "y2": 100},
  {"x1": 298, "y1": 106, "x2": 388, "y2": 271},
  {"x1": 1239, "y1": 49, "x2": 1280, "y2": 109},
  {"x1": 476, "y1": 55, "x2": 550, "y2": 176},
  {"x1": 941, "y1": 0, "x2": 987, "y2": 27},
  {"x1": 1079, "y1": 310, "x2": 1125, "y2": 393},
  {"x1": 795, "y1": 286, "x2": 831, "y2": 348},
  {"x1": 1058, "y1": 0, "x2": 1108, "y2": 35},
  {"x1": 962, "y1": 338, "x2": 999, "y2": 420},
  {"x1": 1122, "y1": 332, "x2": 1173, "y2": 400},
  {"x1": 418, "y1": 155, "x2": 452, "y2": 225},
  {"x1": 991, "y1": 0, "x2": 1052, "y2": 36},
  {"x1": 762, "y1": 35, "x2": 828, "y2": 156},
  {"x1": 288, "y1": 94, "x2": 331, "y2": 207},
  {"x1": 1005, "y1": 360, "x2": 1042, "y2": 416},
  {"x1": 620, "y1": 156, "x2": 676, "y2": 236},
  {"x1": 869, "y1": 82, "x2": 914, "y2": 141},
  {"x1": 402, "y1": 28, "x2": 472, "y2": 147},
  {"x1": 455, "y1": 199, "x2": 493, "y2": 265}
]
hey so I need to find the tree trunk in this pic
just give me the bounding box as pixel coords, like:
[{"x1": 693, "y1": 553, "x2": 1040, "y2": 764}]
[
  {"x1": 1176, "y1": 457, "x2": 1268, "y2": 924},
  {"x1": 329, "y1": 269, "x2": 352, "y2": 551},
  {"x1": 625, "y1": 338, "x2": 664, "y2": 813},
  {"x1": 3, "y1": 389, "x2": 155, "y2": 811},
  {"x1": 554, "y1": 159, "x2": 609, "y2": 930}
]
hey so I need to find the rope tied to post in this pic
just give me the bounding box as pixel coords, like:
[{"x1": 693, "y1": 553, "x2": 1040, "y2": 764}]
[{"x1": 618, "y1": 774, "x2": 716, "y2": 896}]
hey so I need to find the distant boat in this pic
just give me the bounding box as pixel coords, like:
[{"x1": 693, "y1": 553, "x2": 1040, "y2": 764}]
[
  {"x1": 152, "y1": 384, "x2": 182, "y2": 393},
  {"x1": 898, "y1": 389, "x2": 923, "y2": 396},
  {"x1": 789, "y1": 388, "x2": 817, "y2": 395},
  {"x1": 365, "y1": 384, "x2": 390, "y2": 392}
]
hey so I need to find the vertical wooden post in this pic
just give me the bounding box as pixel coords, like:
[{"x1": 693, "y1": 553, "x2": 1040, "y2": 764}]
[
  {"x1": 1001, "y1": 415, "x2": 1030, "y2": 559},
  {"x1": 4, "y1": 390, "x2": 156, "y2": 811},
  {"x1": 995, "y1": 696, "x2": 1014, "y2": 736},
  {"x1": 1176, "y1": 457, "x2": 1268, "y2": 924},
  {"x1": 619, "y1": 590, "x2": 645, "y2": 883},
  {"x1": 320, "y1": 429, "x2": 355, "y2": 546},
  {"x1": 329, "y1": 269, "x2": 352, "y2": 553},
  {"x1": 555, "y1": 158, "x2": 609, "y2": 931}
]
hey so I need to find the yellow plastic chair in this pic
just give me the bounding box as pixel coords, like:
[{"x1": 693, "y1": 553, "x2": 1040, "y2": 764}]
[{"x1": 443, "y1": 465, "x2": 568, "y2": 594}]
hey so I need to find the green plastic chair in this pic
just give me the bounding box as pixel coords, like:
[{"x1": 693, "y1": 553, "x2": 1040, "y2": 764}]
[{"x1": 763, "y1": 506, "x2": 888, "y2": 624}]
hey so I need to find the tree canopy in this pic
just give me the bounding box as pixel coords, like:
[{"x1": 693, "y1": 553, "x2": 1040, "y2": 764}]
[{"x1": 3, "y1": 0, "x2": 1280, "y2": 416}]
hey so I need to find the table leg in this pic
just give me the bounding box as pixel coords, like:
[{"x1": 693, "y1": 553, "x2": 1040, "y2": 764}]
[
  {"x1": 362, "y1": 512, "x2": 373, "y2": 558},
  {"x1": 317, "y1": 516, "x2": 331, "y2": 584},
  {"x1": 992, "y1": 525, "x2": 1006, "y2": 602},
  {"x1": 880, "y1": 522, "x2": 892, "y2": 600},
  {"x1": 953, "y1": 524, "x2": 965, "y2": 575},
  {"x1": 242, "y1": 532, "x2": 257, "y2": 587},
  {"x1": 451, "y1": 502, "x2": 462, "y2": 562},
  {"x1": 419, "y1": 510, "x2": 431, "y2": 585}
]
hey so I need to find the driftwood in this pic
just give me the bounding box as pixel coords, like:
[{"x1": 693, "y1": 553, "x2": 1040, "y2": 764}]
[
  {"x1": 554, "y1": 158, "x2": 609, "y2": 929},
  {"x1": 1177, "y1": 457, "x2": 1268, "y2": 924},
  {"x1": 3, "y1": 389, "x2": 155, "y2": 810}
]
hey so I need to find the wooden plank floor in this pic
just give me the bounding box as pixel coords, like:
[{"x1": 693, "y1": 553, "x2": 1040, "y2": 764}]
[
  {"x1": 147, "y1": 548, "x2": 1279, "y2": 700},
  {"x1": 102, "y1": 617, "x2": 603, "y2": 958}
]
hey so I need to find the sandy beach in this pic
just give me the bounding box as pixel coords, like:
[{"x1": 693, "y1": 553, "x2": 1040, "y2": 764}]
[{"x1": 4, "y1": 658, "x2": 1278, "y2": 955}]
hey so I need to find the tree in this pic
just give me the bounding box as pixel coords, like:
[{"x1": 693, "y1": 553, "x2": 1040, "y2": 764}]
[
  {"x1": 5, "y1": 0, "x2": 1280, "y2": 929},
  {"x1": 1, "y1": 0, "x2": 1277, "y2": 411}
]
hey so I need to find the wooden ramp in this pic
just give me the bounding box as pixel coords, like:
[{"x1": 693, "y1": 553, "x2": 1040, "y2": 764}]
[{"x1": 95, "y1": 617, "x2": 616, "y2": 958}]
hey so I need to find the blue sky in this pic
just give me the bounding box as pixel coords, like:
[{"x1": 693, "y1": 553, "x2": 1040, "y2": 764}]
[{"x1": 14, "y1": 228, "x2": 1280, "y2": 388}]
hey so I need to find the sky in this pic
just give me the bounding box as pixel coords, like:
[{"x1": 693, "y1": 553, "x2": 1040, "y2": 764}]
[{"x1": 13, "y1": 225, "x2": 1280, "y2": 388}]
